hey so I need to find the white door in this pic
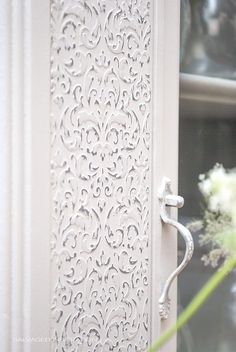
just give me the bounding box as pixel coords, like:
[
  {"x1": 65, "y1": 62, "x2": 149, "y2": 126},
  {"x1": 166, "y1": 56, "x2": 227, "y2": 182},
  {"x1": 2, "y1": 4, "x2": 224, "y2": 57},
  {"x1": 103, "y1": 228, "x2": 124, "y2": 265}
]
[{"x1": 0, "y1": 0, "x2": 183, "y2": 351}]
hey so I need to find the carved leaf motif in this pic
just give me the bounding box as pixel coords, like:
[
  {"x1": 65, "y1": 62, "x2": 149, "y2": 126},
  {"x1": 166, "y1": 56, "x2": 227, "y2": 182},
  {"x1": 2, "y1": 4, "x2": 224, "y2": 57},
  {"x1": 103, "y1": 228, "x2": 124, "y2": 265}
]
[{"x1": 51, "y1": 0, "x2": 151, "y2": 350}]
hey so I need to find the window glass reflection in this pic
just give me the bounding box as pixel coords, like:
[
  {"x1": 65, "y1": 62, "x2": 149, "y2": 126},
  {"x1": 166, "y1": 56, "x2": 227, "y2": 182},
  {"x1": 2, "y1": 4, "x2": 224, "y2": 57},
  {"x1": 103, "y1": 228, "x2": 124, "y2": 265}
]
[
  {"x1": 180, "y1": 0, "x2": 236, "y2": 79},
  {"x1": 179, "y1": 1, "x2": 236, "y2": 351}
]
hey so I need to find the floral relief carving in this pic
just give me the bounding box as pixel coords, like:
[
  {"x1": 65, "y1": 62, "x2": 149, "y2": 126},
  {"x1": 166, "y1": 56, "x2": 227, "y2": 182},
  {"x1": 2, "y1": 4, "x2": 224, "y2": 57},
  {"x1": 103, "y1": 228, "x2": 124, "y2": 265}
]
[{"x1": 51, "y1": 0, "x2": 151, "y2": 350}]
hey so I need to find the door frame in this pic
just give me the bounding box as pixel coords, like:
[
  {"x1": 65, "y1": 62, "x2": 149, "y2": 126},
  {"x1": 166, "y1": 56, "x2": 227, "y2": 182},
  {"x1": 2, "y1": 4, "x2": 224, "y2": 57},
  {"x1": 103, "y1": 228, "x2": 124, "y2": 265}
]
[
  {"x1": 0, "y1": 0, "x2": 180, "y2": 351},
  {"x1": 152, "y1": 0, "x2": 180, "y2": 350}
]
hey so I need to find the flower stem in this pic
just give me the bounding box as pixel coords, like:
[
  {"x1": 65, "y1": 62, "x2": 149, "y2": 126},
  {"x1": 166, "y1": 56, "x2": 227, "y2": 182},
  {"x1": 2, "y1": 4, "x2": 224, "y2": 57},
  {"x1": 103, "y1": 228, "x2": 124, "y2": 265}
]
[{"x1": 148, "y1": 255, "x2": 236, "y2": 352}]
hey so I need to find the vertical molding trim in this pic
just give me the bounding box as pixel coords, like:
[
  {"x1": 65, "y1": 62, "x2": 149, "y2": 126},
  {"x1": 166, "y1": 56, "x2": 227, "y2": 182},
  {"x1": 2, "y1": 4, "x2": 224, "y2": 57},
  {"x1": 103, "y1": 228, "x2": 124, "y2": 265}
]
[
  {"x1": 0, "y1": 0, "x2": 11, "y2": 350},
  {"x1": 151, "y1": 0, "x2": 180, "y2": 351},
  {"x1": 0, "y1": 0, "x2": 51, "y2": 351}
]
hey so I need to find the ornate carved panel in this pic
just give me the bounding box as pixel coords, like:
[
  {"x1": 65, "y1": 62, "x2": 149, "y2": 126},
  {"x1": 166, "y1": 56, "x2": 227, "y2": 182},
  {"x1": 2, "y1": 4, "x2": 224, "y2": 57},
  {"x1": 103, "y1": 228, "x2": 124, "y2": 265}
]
[{"x1": 50, "y1": 0, "x2": 151, "y2": 350}]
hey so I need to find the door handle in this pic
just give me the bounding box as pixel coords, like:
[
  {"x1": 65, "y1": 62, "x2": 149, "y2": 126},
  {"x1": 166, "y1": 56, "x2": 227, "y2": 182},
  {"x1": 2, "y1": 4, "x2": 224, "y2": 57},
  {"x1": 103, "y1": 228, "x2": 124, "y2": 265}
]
[{"x1": 158, "y1": 177, "x2": 194, "y2": 320}]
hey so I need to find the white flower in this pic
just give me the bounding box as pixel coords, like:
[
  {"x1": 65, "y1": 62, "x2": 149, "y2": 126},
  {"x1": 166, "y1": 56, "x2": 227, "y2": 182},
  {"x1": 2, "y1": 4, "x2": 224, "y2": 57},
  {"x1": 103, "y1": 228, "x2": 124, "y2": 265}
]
[
  {"x1": 199, "y1": 178, "x2": 211, "y2": 197},
  {"x1": 199, "y1": 165, "x2": 236, "y2": 219},
  {"x1": 197, "y1": 164, "x2": 236, "y2": 266}
]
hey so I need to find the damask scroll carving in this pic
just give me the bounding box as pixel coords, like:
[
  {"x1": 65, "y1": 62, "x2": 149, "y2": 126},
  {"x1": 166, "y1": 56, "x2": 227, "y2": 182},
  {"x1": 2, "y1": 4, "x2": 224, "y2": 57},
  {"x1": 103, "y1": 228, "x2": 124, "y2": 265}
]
[{"x1": 51, "y1": 0, "x2": 151, "y2": 350}]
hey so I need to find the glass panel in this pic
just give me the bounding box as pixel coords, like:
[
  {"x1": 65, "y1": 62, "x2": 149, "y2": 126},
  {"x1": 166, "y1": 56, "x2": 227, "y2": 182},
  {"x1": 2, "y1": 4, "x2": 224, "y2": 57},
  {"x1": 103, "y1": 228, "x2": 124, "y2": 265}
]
[
  {"x1": 178, "y1": 1, "x2": 236, "y2": 351},
  {"x1": 180, "y1": 0, "x2": 236, "y2": 80}
]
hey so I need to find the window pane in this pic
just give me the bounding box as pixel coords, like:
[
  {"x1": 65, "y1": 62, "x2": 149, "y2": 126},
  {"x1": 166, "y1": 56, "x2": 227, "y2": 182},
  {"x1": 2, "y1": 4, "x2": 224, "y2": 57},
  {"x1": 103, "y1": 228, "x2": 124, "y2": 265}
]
[
  {"x1": 178, "y1": 1, "x2": 236, "y2": 351},
  {"x1": 180, "y1": 0, "x2": 236, "y2": 80}
]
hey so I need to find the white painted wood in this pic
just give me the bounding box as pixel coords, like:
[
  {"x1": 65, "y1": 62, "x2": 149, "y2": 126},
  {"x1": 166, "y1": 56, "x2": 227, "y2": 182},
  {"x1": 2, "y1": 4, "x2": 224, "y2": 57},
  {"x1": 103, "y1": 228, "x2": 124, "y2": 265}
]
[
  {"x1": 152, "y1": 1, "x2": 180, "y2": 351},
  {"x1": 50, "y1": 0, "x2": 180, "y2": 351},
  {"x1": 50, "y1": 1, "x2": 153, "y2": 350},
  {"x1": 11, "y1": 0, "x2": 25, "y2": 349},
  {"x1": 28, "y1": 1, "x2": 50, "y2": 351},
  {"x1": 180, "y1": 73, "x2": 236, "y2": 119},
  {"x1": 180, "y1": 73, "x2": 236, "y2": 105},
  {"x1": 0, "y1": 1, "x2": 11, "y2": 351},
  {"x1": 0, "y1": 0, "x2": 51, "y2": 351},
  {"x1": 0, "y1": 0, "x2": 180, "y2": 351}
]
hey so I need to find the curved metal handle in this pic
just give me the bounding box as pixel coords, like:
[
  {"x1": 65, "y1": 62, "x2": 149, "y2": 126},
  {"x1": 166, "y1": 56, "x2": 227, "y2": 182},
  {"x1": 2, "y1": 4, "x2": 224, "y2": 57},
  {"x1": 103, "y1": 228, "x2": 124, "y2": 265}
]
[{"x1": 158, "y1": 177, "x2": 194, "y2": 320}]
